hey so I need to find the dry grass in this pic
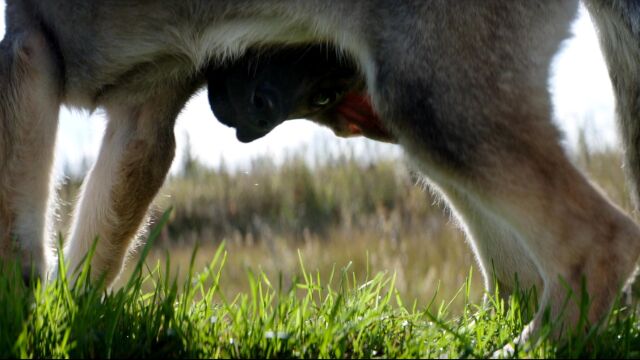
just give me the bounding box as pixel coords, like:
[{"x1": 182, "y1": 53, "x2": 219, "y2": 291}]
[
  {"x1": 56, "y1": 143, "x2": 632, "y2": 313},
  {"x1": 118, "y1": 224, "x2": 479, "y2": 311}
]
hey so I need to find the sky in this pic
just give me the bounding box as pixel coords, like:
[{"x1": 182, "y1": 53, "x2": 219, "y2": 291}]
[{"x1": 0, "y1": 3, "x2": 618, "y2": 178}]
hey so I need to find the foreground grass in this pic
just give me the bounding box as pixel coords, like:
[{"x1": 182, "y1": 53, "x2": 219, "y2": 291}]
[
  {"x1": 15, "y1": 147, "x2": 636, "y2": 358},
  {"x1": 2, "y1": 223, "x2": 640, "y2": 358},
  {"x1": 55, "y1": 147, "x2": 634, "y2": 325}
]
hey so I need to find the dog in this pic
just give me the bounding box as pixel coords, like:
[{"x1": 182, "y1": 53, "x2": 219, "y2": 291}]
[{"x1": 1, "y1": 0, "x2": 640, "y2": 346}]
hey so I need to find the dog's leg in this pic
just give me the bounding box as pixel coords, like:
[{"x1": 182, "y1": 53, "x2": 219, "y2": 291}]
[
  {"x1": 63, "y1": 85, "x2": 194, "y2": 286},
  {"x1": 432, "y1": 184, "x2": 541, "y2": 299},
  {"x1": 404, "y1": 81, "x2": 640, "y2": 342},
  {"x1": 371, "y1": 1, "x2": 639, "y2": 341},
  {"x1": 0, "y1": 28, "x2": 61, "y2": 280}
]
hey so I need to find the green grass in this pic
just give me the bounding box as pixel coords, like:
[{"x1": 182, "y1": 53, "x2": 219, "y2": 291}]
[
  {"x1": 62, "y1": 151, "x2": 484, "y2": 314},
  {"x1": 33, "y1": 146, "x2": 640, "y2": 358},
  {"x1": 56, "y1": 146, "x2": 634, "y2": 313},
  {"x1": 3, "y1": 216, "x2": 640, "y2": 358}
]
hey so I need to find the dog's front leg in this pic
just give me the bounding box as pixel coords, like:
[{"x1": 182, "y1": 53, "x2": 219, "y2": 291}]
[
  {"x1": 0, "y1": 28, "x2": 61, "y2": 281},
  {"x1": 62, "y1": 86, "x2": 194, "y2": 286}
]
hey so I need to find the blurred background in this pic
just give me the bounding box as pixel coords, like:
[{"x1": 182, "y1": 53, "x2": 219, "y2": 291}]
[{"x1": 0, "y1": 2, "x2": 630, "y2": 309}]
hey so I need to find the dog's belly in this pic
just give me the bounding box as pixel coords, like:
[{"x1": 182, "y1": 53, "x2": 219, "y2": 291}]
[{"x1": 28, "y1": 0, "x2": 367, "y2": 110}]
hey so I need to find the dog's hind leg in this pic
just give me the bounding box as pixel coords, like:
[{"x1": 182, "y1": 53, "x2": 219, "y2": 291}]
[
  {"x1": 400, "y1": 56, "x2": 640, "y2": 342},
  {"x1": 432, "y1": 184, "x2": 541, "y2": 300},
  {"x1": 0, "y1": 26, "x2": 62, "y2": 281},
  {"x1": 62, "y1": 83, "x2": 196, "y2": 286},
  {"x1": 372, "y1": 0, "x2": 640, "y2": 341}
]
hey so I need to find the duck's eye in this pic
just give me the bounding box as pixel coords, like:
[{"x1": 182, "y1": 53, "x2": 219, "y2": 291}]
[{"x1": 311, "y1": 91, "x2": 338, "y2": 108}]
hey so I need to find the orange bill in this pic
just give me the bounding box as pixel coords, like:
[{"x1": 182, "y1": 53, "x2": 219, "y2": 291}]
[{"x1": 334, "y1": 93, "x2": 396, "y2": 143}]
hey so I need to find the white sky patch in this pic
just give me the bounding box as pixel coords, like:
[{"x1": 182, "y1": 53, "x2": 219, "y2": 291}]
[
  {"x1": 550, "y1": 4, "x2": 617, "y2": 151},
  {"x1": 0, "y1": 1, "x2": 620, "y2": 179}
]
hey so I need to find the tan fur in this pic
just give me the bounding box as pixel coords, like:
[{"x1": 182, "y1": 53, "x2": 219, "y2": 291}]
[
  {"x1": 0, "y1": 29, "x2": 61, "y2": 278},
  {"x1": 62, "y1": 82, "x2": 199, "y2": 284}
]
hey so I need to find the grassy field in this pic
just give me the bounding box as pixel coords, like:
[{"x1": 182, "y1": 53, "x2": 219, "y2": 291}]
[
  {"x1": 4, "y1": 142, "x2": 639, "y2": 357},
  {"x1": 58, "y1": 147, "x2": 483, "y2": 310},
  {"x1": 2, "y1": 229, "x2": 640, "y2": 358}
]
